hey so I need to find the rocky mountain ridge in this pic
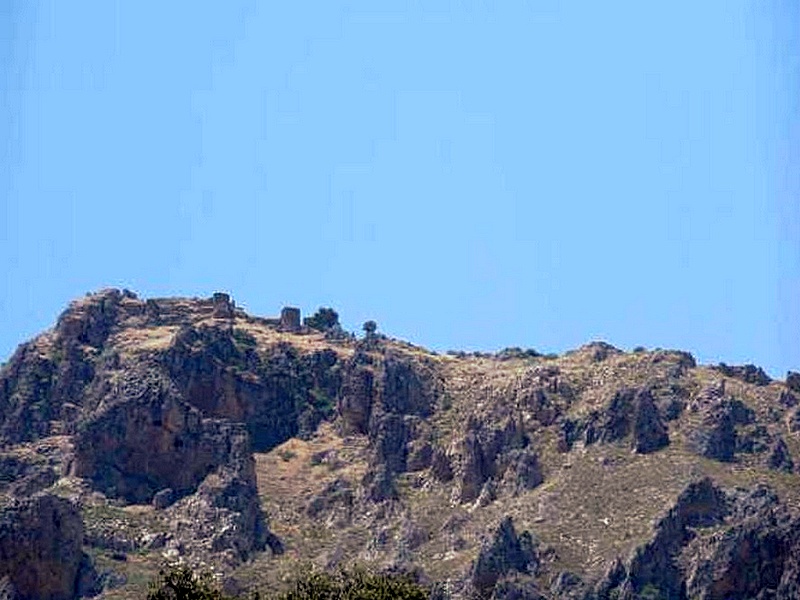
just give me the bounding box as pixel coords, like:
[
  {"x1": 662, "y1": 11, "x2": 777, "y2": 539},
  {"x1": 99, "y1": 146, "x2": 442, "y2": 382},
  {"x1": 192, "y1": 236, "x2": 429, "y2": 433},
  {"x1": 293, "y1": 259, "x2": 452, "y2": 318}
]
[{"x1": 1, "y1": 289, "x2": 799, "y2": 599}]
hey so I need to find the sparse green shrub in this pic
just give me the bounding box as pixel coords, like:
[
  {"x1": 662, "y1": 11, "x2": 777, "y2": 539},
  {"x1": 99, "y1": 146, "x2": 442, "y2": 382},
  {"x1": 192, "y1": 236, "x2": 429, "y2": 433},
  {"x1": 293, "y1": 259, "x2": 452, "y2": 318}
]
[
  {"x1": 232, "y1": 328, "x2": 257, "y2": 349},
  {"x1": 278, "y1": 449, "x2": 297, "y2": 462},
  {"x1": 638, "y1": 584, "x2": 665, "y2": 600},
  {"x1": 309, "y1": 388, "x2": 335, "y2": 416},
  {"x1": 277, "y1": 567, "x2": 428, "y2": 600},
  {"x1": 496, "y1": 347, "x2": 542, "y2": 361},
  {"x1": 633, "y1": 346, "x2": 647, "y2": 353},
  {"x1": 362, "y1": 321, "x2": 378, "y2": 338},
  {"x1": 146, "y1": 565, "x2": 428, "y2": 600},
  {"x1": 147, "y1": 565, "x2": 229, "y2": 600}
]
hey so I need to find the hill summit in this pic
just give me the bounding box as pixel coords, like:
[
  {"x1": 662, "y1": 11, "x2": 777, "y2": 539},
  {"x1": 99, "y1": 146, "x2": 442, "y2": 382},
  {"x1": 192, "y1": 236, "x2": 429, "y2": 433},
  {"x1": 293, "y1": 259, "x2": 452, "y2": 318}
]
[{"x1": 1, "y1": 289, "x2": 799, "y2": 599}]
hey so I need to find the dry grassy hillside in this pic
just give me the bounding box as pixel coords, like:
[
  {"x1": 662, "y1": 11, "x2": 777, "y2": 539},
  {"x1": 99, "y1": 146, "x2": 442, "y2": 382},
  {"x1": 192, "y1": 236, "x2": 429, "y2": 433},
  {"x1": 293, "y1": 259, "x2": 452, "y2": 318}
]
[{"x1": 0, "y1": 289, "x2": 798, "y2": 599}]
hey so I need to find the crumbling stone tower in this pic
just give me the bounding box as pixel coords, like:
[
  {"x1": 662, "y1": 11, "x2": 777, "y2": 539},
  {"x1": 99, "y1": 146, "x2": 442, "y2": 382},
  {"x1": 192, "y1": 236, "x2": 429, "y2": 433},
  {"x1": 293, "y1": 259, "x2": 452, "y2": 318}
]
[
  {"x1": 212, "y1": 292, "x2": 234, "y2": 318},
  {"x1": 280, "y1": 307, "x2": 301, "y2": 332}
]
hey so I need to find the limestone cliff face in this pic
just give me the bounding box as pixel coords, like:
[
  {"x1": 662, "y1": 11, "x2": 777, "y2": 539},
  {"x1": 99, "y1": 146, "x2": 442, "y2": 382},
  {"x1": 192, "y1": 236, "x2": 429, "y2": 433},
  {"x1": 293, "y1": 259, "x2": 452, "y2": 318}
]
[
  {"x1": 0, "y1": 494, "x2": 97, "y2": 600},
  {"x1": 0, "y1": 290, "x2": 799, "y2": 599}
]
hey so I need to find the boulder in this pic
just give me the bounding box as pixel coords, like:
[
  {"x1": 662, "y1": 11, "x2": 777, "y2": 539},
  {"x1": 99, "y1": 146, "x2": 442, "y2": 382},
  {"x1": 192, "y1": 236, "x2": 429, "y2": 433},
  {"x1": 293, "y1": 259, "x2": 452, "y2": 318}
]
[{"x1": 152, "y1": 488, "x2": 174, "y2": 510}]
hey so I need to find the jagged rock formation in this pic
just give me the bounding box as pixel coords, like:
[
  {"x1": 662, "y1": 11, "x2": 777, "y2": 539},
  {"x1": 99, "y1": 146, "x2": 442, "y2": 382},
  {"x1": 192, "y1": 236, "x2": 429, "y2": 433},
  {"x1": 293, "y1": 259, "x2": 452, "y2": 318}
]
[
  {"x1": 0, "y1": 290, "x2": 798, "y2": 599},
  {"x1": 592, "y1": 480, "x2": 800, "y2": 600},
  {"x1": 0, "y1": 494, "x2": 97, "y2": 600},
  {"x1": 469, "y1": 517, "x2": 542, "y2": 597},
  {"x1": 560, "y1": 387, "x2": 670, "y2": 454}
]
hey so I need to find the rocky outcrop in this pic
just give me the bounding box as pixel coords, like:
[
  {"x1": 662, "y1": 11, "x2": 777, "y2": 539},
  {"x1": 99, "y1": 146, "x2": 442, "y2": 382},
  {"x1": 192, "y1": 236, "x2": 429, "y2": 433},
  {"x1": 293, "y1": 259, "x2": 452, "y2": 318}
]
[
  {"x1": 337, "y1": 353, "x2": 374, "y2": 435},
  {"x1": 787, "y1": 371, "x2": 800, "y2": 394},
  {"x1": 305, "y1": 478, "x2": 354, "y2": 518},
  {"x1": 0, "y1": 494, "x2": 97, "y2": 600},
  {"x1": 0, "y1": 453, "x2": 58, "y2": 497},
  {"x1": 167, "y1": 429, "x2": 274, "y2": 567},
  {"x1": 688, "y1": 409, "x2": 737, "y2": 463},
  {"x1": 631, "y1": 389, "x2": 669, "y2": 453},
  {"x1": 516, "y1": 366, "x2": 574, "y2": 427},
  {"x1": 711, "y1": 363, "x2": 772, "y2": 386},
  {"x1": 0, "y1": 343, "x2": 60, "y2": 445},
  {"x1": 579, "y1": 342, "x2": 622, "y2": 363},
  {"x1": 361, "y1": 465, "x2": 398, "y2": 502},
  {"x1": 370, "y1": 414, "x2": 412, "y2": 475},
  {"x1": 736, "y1": 424, "x2": 771, "y2": 454},
  {"x1": 470, "y1": 517, "x2": 541, "y2": 598},
  {"x1": 549, "y1": 571, "x2": 587, "y2": 600},
  {"x1": 560, "y1": 388, "x2": 669, "y2": 454},
  {"x1": 430, "y1": 446, "x2": 454, "y2": 482},
  {"x1": 166, "y1": 328, "x2": 342, "y2": 451},
  {"x1": 71, "y1": 373, "x2": 232, "y2": 504},
  {"x1": 687, "y1": 397, "x2": 756, "y2": 463},
  {"x1": 54, "y1": 290, "x2": 125, "y2": 350},
  {"x1": 500, "y1": 449, "x2": 544, "y2": 495},
  {"x1": 358, "y1": 352, "x2": 441, "y2": 500},
  {"x1": 593, "y1": 481, "x2": 800, "y2": 600},
  {"x1": 71, "y1": 368, "x2": 273, "y2": 565},
  {"x1": 0, "y1": 291, "x2": 136, "y2": 446},
  {"x1": 380, "y1": 353, "x2": 437, "y2": 417},
  {"x1": 455, "y1": 430, "x2": 491, "y2": 503},
  {"x1": 767, "y1": 437, "x2": 794, "y2": 473},
  {"x1": 595, "y1": 478, "x2": 728, "y2": 600},
  {"x1": 684, "y1": 486, "x2": 800, "y2": 599}
]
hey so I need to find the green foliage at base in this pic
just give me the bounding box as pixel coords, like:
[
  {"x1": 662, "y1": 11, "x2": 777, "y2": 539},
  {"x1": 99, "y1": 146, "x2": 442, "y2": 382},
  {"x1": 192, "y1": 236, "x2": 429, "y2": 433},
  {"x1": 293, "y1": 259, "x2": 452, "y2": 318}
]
[
  {"x1": 304, "y1": 308, "x2": 340, "y2": 332},
  {"x1": 147, "y1": 566, "x2": 229, "y2": 600},
  {"x1": 277, "y1": 567, "x2": 427, "y2": 600},
  {"x1": 147, "y1": 565, "x2": 428, "y2": 600}
]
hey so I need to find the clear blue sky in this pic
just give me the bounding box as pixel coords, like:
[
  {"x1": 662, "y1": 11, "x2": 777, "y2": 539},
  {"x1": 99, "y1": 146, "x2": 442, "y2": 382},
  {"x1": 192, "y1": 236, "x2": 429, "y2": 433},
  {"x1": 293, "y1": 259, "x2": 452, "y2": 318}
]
[{"x1": 2, "y1": 2, "x2": 798, "y2": 377}]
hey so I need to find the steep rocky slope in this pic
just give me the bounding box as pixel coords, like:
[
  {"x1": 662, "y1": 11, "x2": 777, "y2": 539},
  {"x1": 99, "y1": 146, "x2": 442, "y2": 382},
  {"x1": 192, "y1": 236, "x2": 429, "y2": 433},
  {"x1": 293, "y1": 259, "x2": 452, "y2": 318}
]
[{"x1": 0, "y1": 289, "x2": 799, "y2": 599}]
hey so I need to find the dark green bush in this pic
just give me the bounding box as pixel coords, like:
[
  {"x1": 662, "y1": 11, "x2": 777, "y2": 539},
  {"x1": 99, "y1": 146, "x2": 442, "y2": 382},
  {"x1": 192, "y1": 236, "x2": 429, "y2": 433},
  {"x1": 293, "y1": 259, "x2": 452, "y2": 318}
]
[
  {"x1": 147, "y1": 566, "x2": 229, "y2": 600},
  {"x1": 304, "y1": 308, "x2": 340, "y2": 332},
  {"x1": 362, "y1": 320, "x2": 378, "y2": 338},
  {"x1": 277, "y1": 567, "x2": 428, "y2": 600},
  {"x1": 148, "y1": 565, "x2": 428, "y2": 600},
  {"x1": 232, "y1": 328, "x2": 258, "y2": 349}
]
